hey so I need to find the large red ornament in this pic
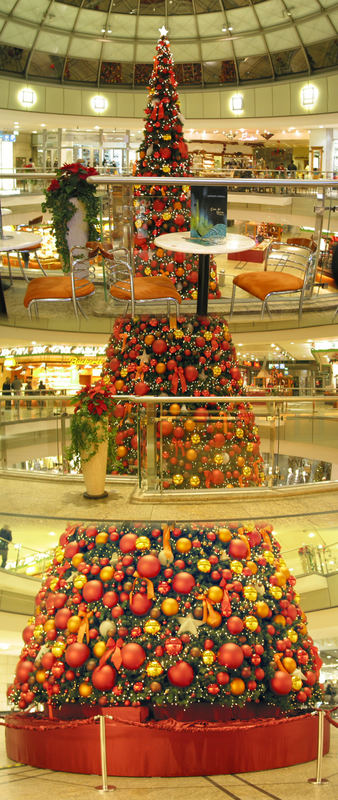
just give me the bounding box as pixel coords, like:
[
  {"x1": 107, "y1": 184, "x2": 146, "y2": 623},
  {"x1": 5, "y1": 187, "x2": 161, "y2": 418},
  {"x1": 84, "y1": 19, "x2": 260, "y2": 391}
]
[
  {"x1": 119, "y1": 533, "x2": 137, "y2": 553},
  {"x1": 137, "y1": 555, "x2": 161, "y2": 578},
  {"x1": 129, "y1": 593, "x2": 152, "y2": 616},
  {"x1": 172, "y1": 571, "x2": 196, "y2": 594},
  {"x1": 217, "y1": 643, "x2": 244, "y2": 668},
  {"x1": 82, "y1": 580, "x2": 103, "y2": 603},
  {"x1": 184, "y1": 365, "x2": 198, "y2": 382},
  {"x1": 168, "y1": 660, "x2": 194, "y2": 687},
  {"x1": 16, "y1": 660, "x2": 34, "y2": 682},
  {"x1": 54, "y1": 608, "x2": 72, "y2": 630},
  {"x1": 102, "y1": 591, "x2": 119, "y2": 607},
  {"x1": 134, "y1": 381, "x2": 150, "y2": 396},
  {"x1": 164, "y1": 637, "x2": 183, "y2": 655},
  {"x1": 229, "y1": 539, "x2": 248, "y2": 559},
  {"x1": 22, "y1": 625, "x2": 35, "y2": 644},
  {"x1": 92, "y1": 665, "x2": 116, "y2": 690},
  {"x1": 121, "y1": 643, "x2": 146, "y2": 670},
  {"x1": 65, "y1": 643, "x2": 90, "y2": 668},
  {"x1": 226, "y1": 616, "x2": 244, "y2": 634},
  {"x1": 158, "y1": 420, "x2": 173, "y2": 436},
  {"x1": 270, "y1": 671, "x2": 292, "y2": 695},
  {"x1": 211, "y1": 469, "x2": 224, "y2": 486},
  {"x1": 64, "y1": 542, "x2": 79, "y2": 560}
]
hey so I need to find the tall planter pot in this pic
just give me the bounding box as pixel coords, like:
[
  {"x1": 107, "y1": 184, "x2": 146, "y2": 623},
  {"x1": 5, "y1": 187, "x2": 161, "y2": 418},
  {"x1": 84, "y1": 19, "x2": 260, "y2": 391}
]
[
  {"x1": 66, "y1": 198, "x2": 88, "y2": 256},
  {"x1": 80, "y1": 419, "x2": 109, "y2": 499}
]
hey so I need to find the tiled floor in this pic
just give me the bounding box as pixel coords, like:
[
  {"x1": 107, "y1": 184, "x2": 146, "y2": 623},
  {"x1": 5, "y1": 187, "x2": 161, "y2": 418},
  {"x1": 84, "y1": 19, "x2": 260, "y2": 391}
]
[{"x1": 0, "y1": 724, "x2": 337, "y2": 799}]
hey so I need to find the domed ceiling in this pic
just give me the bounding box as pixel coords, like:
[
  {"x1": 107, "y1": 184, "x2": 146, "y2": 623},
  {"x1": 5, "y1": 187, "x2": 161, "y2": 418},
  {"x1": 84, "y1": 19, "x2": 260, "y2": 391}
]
[{"x1": 0, "y1": 0, "x2": 337, "y2": 88}]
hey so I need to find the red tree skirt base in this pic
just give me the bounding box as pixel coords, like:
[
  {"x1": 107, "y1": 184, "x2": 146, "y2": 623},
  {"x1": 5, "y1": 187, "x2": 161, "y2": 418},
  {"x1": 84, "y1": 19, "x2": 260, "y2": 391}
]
[{"x1": 5, "y1": 708, "x2": 330, "y2": 777}]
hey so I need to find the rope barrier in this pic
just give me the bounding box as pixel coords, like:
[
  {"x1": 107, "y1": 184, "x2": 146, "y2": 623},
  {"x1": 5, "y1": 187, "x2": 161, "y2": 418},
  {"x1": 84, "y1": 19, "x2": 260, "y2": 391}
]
[{"x1": 324, "y1": 705, "x2": 338, "y2": 728}]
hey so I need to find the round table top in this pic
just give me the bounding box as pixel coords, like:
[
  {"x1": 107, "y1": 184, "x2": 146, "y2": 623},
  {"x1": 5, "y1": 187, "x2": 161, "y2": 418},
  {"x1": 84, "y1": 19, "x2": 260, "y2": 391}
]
[
  {"x1": 154, "y1": 231, "x2": 255, "y2": 255},
  {"x1": 0, "y1": 231, "x2": 42, "y2": 252}
]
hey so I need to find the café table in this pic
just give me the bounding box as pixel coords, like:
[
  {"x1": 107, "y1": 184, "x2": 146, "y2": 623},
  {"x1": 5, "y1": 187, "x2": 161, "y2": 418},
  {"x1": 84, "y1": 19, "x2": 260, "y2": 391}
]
[
  {"x1": 0, "y1": 231, "x2": 42, "y2": 316},
  {"x1": 154, "y1": 231, "x2": 254, "y2": 315}
]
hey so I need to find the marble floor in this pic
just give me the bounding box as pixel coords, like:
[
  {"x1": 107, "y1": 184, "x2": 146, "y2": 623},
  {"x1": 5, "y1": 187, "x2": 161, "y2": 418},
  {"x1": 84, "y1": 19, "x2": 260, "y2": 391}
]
[{"x1": 0, "y1": 724, "x2": 337, "y2": 800}]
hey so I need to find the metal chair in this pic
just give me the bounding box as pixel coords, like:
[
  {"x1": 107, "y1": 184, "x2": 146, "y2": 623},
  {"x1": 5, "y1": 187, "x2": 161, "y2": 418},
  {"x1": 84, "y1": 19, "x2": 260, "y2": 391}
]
[
  {"x1": 23, "y1": 245, "x2": 95, "y2": 319},
  {"x1": 102, "y1": 246, "x2": 182, "y2": 318},
  {"x1": 230, "y1": 241, "x2": 317, "y2": 322}
]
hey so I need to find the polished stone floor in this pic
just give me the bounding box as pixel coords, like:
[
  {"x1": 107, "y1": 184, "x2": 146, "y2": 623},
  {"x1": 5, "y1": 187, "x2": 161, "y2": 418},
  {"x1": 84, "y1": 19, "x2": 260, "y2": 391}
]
[{"x1": 0, "y1": 725, "x2": 337, "y2": 800}]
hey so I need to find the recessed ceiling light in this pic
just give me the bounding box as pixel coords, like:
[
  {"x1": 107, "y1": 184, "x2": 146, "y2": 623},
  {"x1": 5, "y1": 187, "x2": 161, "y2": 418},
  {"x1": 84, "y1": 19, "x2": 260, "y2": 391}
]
[
  {"x1": 32, "y1": 130, "x2": 37, "y2": 133},
  {"x1": 41, "y1": 123, "x2": 46, "y2": 127},
  {"x1": 308, "y1": 532, "x2": 315, "y2": 538}
]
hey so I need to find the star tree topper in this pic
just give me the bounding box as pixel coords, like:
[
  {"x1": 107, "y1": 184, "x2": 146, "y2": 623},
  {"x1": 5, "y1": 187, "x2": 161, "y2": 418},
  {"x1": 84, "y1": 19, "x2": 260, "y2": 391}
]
[
  {"x1": 177, "y1": 612, "x2": 205, "y2": 636},
  {"x1": 159, "y1": 25, "x2": 168, "y2": 37}
]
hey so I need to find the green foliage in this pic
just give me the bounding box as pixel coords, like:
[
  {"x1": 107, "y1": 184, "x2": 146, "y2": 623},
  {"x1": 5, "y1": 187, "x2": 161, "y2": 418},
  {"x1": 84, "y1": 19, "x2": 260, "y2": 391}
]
[
  {"x1": 42, "y1": 162, "x2": 100, "y2": 272},
  {"x1": 66, "y1": 380, "x2": 117, "y2": 467}
]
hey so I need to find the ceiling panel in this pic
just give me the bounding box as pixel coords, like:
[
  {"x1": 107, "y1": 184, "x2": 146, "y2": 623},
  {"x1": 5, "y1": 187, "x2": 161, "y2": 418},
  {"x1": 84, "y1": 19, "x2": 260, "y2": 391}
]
[
  {"x1": 15, "y1": 0, "x2": 50, "y2": 24},
  {"x1": 196, "y1": 12, "x2": 224, "y2": 37},
  {"x1": 201, "y1": 39, "x2": 234, "y2": 60},
  {"x1": 169, "y1": 16, "x2": 197, "y2": 39},
  {"x1": 75, "y1": 9, "x2": 106, "y2": 34},
  {"x1": 227, "y1": 7, "x2": 257, "y2": 33},
  {"x1": 1, "y1": 21, "x2": 36, "y2": 48},
  {"x1": 233, "y1": 34, "x2": 266, "y2": 58},
  {"x1": 68, "y1": 37, "x2": 102, "y2": 58},
  {"x1": 35, "y1": 30, "x2": 70, "y2": 55},
  {"x1": 265, "y1": 27, "x2": 299, "y2": 53},
  {"x1": 101, "y1": 40, "x2": 134, "y2": 60},
  {"x1": 255, "y1": 0, "x2": 286, "y2": 28},
  {"x1": 298, "y1": 17, "x2": 335, "y2": 44}
]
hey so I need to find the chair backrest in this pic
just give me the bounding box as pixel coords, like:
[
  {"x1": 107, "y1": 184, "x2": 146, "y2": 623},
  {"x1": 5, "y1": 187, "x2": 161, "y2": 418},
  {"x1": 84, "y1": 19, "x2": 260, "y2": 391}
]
[
  {"x1": 70, "y1": 246, "x2": 96, "y2": 290},
  {"x1": 104, "y1": 248, "x2": 134, "y2": 297},
  {"x1": 286, "y1": 237, "x2": 317, "y2": 253},
  {"x1": 266, "y1": 241, "x2": 317, "y2": 299}
]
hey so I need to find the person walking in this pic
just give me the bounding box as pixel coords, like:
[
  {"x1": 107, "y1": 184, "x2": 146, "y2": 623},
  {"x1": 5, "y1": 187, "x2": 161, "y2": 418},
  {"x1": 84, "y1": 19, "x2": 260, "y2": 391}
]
[
  {"x1": 11, "y1": 375, "x2": 22, "y2": 416},
  {"x1": 25, "y1": 378, "x2": 33, "y2": 409},
  {"x1": 2, "y1": 377, "x2": 11, "y2": 410},
  {"x1": 0, "y1": 523, "x2": 12, "y2": 568},
  {"x1": 38, "y1": 379, "x2": 46, "y2": 411}
]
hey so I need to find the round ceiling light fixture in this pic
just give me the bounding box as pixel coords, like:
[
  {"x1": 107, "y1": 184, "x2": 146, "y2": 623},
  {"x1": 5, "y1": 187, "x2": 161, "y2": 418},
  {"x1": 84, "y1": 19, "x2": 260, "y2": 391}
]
[
  {"x1": 18, "y1": 87, "x2": 37, "y2": 107},
  {"x1": 91, "y1": 94, "x2": 108, "y2": 113}
]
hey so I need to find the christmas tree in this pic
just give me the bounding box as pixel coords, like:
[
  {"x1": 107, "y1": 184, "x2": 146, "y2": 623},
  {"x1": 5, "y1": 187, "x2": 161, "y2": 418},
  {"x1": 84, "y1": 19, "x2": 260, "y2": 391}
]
[
  {"x1": 133, "y1": 28, "x2": 220, "y2": 301},
  {"x1": 104, "y1": 314, "x2": 264, "y2": 489},
  {"x1": 10, "y1": 520, "x2": 322, "y2": 712}
]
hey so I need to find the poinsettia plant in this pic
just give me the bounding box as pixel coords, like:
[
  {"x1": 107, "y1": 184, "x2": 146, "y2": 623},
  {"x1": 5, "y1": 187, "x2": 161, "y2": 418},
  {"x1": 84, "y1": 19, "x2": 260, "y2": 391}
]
[
  {"x1": 66, "y1": 380, "x2": 119, "y2": 469},
  {"x1": 42, "y1": 162, "x2": 100, "y2": 272}
]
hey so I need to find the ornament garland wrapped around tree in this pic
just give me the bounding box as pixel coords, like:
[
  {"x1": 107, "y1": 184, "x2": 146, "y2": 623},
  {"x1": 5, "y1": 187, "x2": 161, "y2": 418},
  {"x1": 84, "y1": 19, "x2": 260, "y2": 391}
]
[
  {"x1": 134, "y1": 30, "x2": 220, "y2": 301},
  {"x1": 9, "y1": 519, "x2": 322, "y2": 712},
  {"x1": 104, "y1": 314, "x2": 264, "y2": 489}
]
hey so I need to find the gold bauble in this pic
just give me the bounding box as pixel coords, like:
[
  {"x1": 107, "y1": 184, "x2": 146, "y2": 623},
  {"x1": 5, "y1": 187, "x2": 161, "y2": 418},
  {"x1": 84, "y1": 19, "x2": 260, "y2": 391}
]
[
  {"x1": 253, "y1": 426, "x2": 259, "y2": 435},
  {"x1": 197, "y1": 558, "x2": 211, "y2": 573},
  {"x1": 291, "y1": 675, "x2": 303, "y2": 691},
  {"x1": 55, "y1": 549, "x2": 64, "y2": 564},
  {"x1": 174, "y1": 329, "x2": 184, "y2": 339},
  {"x1": 243, "y1": 466, "x2": 252, "y2": 477},
  {"x1": 67, "y1": 615, "x2": 81, "y2": 633},
  {"x1": 146, "y1": 660, "x2": 163, "y2": 677},
  {"x1": 120, "y1": 368, "x2": 128, "y2": 378},
  {"x1": 173, "y1": 473, "x2": 184, "y2": 486},
  {"x1": 163, "y1": 212, "x2": 171, "y2": 220},
  {"x1": 144, "y1": 619, "x2": 161, "y2": 635},
  {"x1": 214, "y1": 454, "x2": 223, "y2": 465},
  {"x1": 44, "y1": 619, "x2": 55, "y2": 632},
  {"x1": 294, "y1": 592, "x2": 300, "y2": 604},
  {"x1": 79, "y1": 682, "x2": 92, "y2": 697},
  {"x1": 204, "y1": 331, "x2": 212, "y2": 341},
  {"x1": 93, "y1": 640, "x2": 106, "y2": 658},
  {"x1": 191, "y1": 433, "x2": 201, "y2": 445},
  {"x1": 35, "y1": 670, "x2": 46, "y2": 684},
  {"x1": 245, "y1": 615, "x2": 259, "y2": 631},
  {"x1": 135, "y1": 536, "x2": 150, "y2": 550},
  {"x1": 191, "y1": 290, "x2": 198, "y2": 300},
  {"x1": 49, "y1": 578, "x2": 59, "y2": 590},
  {"x1": 273, "y1": 614, "x2": 286, "y2": 627},
  {"x1": 74, "y1": 574, "x2": 87, "y2": 589},
  {"x1": 100, "y1": 565, "x2": 114, "y2": 582},
  {"x1": 52, "y1": 644, "x2": 64, "y2": 658},
  {"x1": 186, "y1": 448, "x2": 197, "y2": 462},
  {"x1": 202, "y1": 649, "x2": 216, "y2": 665},
  {"x1": 135, "y1": 219, "x2": 142, "y2": 229},
  {"x1": 230, "y1": 560, "x2": 243, "y2": 574},
  {"x1": 190, "y1": 475, "x2": 201, "y2": 488},
  {"x1": 208, "y1": 586, "x2": 223, "y2": 603},
  {"x1": 71, "y1": 553, "x2": 83, "y2": 569},
  {"x1": 236, "y1": 428, "x2": 244, "y2": 438},
  {"x1": 218, "y1": 527, "x2": 232, "y2": 543},
  {"x1": 169, "y1": 403, "x2": 181, "y2": 415},
  {"x1": 96, "y1": 531, "x2": 108, "y2": 544},
  {"x1": 264, "y1": 551, "x2": 274, "y2": 564},
  {"x1": 247, "y1": 442, "x2": 254, "y2": 452},
  {"x1": 243, "y1": 585, "x2": 257, "y2": 602},
  {"x1": 33, "y1": 625, "x2": 44, "y2": 639},
  {"x1": 283, "y1": 657, "x2": 297, "y2": 673},
  {"x1": 269, "y1": 586, "x2": 283, "y2": 600},
  {"x1": 161, "y1": 598, "x2": 179, "y2": 616},
  {"x1": 255, "y1": 601, "x2": 270, "y2": 618},
  {"x1": 184, "y1": 419, "x2": 195, "y2": 432},
  {"x1": 176, "y1": 537, "x2": 192, "y2": 553},
  {"x1": 144, "y1": 267, "x2": 151, "y2": 276},
  {"x1": 213, "y1": 366, "x2": 222, "y2": 377},
  {"x1": 287, "y1": 629, "x2": 298, "y2": 643}
]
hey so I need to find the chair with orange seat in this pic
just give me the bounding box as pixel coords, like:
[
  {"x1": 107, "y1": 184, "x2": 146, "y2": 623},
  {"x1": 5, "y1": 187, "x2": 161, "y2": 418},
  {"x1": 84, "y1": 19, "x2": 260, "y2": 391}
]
[
  {"x1": 103, "y1": 246, "x2": 182, "y2": 319},
  {"x1": 23, "y1": 245, "x2": 95, "y2": 319},
  {"x1": 230, "y1": 241, "x2": 317, "y2": 322}
]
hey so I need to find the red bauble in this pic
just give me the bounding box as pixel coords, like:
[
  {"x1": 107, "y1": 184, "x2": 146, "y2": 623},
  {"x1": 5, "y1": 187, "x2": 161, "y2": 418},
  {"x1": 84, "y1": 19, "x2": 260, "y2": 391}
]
[
  {"x1": 211, "y1": 469, "x2": 224, "y2": 486},
  {"x1": 173, "y1": 426, "x2": 184, "y2": 439},
  {"x1": 119, "y1": 533, "x2": 137, "y2": 552},
  {"x1": 207, "y1": 683, "x2": 220, "y2": 695},
  {"x1": 65, "y1": 643, "x2": 90, "y2": 668},
  {"x1": 226, "y1": 616, "x2": 244, "y2": 634},
  {"x1": 164, "y1": 637, "x2": 183, "y2": 656},
  {"x1": 54, "y1": 608, "x2": 72, "y2": 630},
  {"x1": 230, "y1": 367, "x2": 241, "y2": 381},
  {"x1": 41, "y1": 652, "x2": 55, "y2": 671},
  {"x1": 187, "y1": 270, "x2": 198, "y2": 284},
  {"x1": 134, "y1": 382, "x2": 149, "y2": 396},
  {"x1": 137, "y1": 555, "x2": 161, "y2": 579},
  {"x1": 304, "y1": 670, "x2": 317, "y2": 686},
  {"x1": 64, "y1": 541, "x2": 79, "y2": 560},
  {"x1": 270, "y1": 671, "x2": 292, "y2": 695},
  {"x1": 92, "y1": 665, "x2": 116, "y2": 690},
  {"x1": 229, "y1": 539, "x2": 248, "y2": 559},
  {"x1": 102, "y1": 590, "x2": 119, "y2": 607},
  {"x1": 16, "y1": 660, "x2": 34, "y2": 682},
  {"x1": 213, "y1": 433, "x2": 226, "y2": 448},
  {"x1": 158, "y1": 420, "x2": 173, "y2": 436},
  {"x1": 53, "y1": 592, "x2": 67, "y2": 609},
  {"x1": 82, "y1": 580, "x2": 103, "y2": 603},
  {"x1": 217, "y1": 643, "x2": 244, "y2": 668},
  {"x1": 121, "y1": 643, "x2": 146, "y2": 670},
  {"x1": 22, "y1": 624, "x2": 35, "y2": 644},
  {"x1": 168, "y1": 660, "x2": 194, "y2": 687},
  {"x1": 172, "y1": 571, "x2": 195, "y2": 594},
  {"x1": 129, "y1": 592, "x2": 152, "y2": 616},
  {"x1": 216, "y1": 671, "x2": 230, "y2": 685},
  {"x1": 152, "y1": 339, "x2": 167, "y2": 355},
  {"x1": 184, "y1": 365, "x2": 198, "y2": 382}
]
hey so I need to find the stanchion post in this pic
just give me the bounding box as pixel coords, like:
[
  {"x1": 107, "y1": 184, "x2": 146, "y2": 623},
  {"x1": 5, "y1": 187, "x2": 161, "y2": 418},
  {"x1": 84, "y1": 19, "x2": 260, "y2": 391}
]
[
  {"x1": 308, "y1": 709, "x2": 328, "y2": 785},
  {"x1": 95, "y1": 715, "x2": 115, "y2": 792}
]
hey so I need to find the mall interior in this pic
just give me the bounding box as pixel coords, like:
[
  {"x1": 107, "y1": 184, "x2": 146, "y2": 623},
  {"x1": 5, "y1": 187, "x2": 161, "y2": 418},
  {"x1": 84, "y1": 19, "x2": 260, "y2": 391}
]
[{"x1": 0, "y1": 1, "x2": 338, "y2": 797}]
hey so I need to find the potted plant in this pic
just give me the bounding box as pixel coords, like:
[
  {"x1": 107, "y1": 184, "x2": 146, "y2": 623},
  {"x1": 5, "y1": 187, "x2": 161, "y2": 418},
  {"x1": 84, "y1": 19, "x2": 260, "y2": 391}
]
[
  {"x1": 42, "y1": 162, "x2": 100, "y2": 272},
  {"x1": 66, "y1": 380, "x2": 117, "y2": 499}
]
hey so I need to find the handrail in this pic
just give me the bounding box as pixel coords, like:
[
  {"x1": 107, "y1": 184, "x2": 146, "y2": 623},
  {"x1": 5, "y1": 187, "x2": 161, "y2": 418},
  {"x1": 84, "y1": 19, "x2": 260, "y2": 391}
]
[
  {"x1": 0, "y1": 172, "x2": 337, "y2": 188},
  {"x1": 1, "y1": 393, "x2": 338, "y2": 405}
]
